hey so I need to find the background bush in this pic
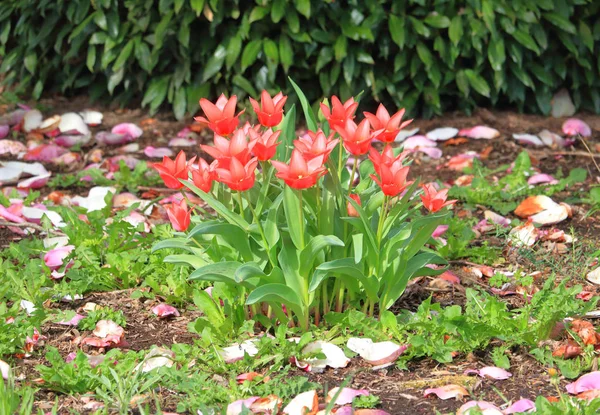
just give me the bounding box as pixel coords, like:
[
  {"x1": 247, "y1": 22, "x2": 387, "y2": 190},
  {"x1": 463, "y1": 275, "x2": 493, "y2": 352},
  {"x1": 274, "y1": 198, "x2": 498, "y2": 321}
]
[{"x1": 1, "y1": 0, "x2": 599, "y2": 119}]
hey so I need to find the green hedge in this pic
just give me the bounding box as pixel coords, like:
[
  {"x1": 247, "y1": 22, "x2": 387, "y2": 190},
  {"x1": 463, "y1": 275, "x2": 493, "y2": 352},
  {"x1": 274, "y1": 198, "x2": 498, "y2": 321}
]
[{"x1": 1, "y1": 0, "x2": 599, "y2": 119}]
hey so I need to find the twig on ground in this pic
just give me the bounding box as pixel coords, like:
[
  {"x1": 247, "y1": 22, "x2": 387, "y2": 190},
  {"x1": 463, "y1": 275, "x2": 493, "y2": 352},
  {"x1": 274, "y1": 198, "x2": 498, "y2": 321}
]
[{"x1": 0, "y1": 220, "x2": 46, "y2": 232}]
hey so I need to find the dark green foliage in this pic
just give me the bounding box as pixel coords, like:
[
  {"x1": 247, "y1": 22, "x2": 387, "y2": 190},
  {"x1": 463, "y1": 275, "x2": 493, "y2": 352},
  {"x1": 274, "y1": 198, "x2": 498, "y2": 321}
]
[{"x1": 1, "y1": 0, "x2": 599, "y2": 118}]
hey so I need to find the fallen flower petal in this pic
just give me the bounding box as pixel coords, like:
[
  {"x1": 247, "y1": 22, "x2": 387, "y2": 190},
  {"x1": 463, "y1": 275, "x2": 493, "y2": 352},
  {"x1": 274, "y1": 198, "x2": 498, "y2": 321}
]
[
  {"x1": 327, "y1": 387, "x2": 369, "y2": 405},
  {"x1": 509, "y1": 222, "x2": 539, "y2": 247},
  {"x1": 587, "y1": 267, "x2": 600, "y2": 285},
  {"x1": 513, "y1": 133, "x2": 543, "y2": 147},
  {"x1": 503, "y1": 398, "x2": 535, "y2": 414},
  {"x1": 0, "y1": 140, "x2": 27, "y2": 156},
  {"x1": 527, "y1": 173, "x2": 558, "y2": 185},
  {"x1": 59, "y1": 113, "x2": 90, "y2": 135},
  {"x1": 96, "y1": 131, "x2": 134, "y2": 145},
  {"x1": 283, "y1": 390, "x2": 318, "y2": 415},
  {"x1": 0, "y1": 359, "x2": 10, "y2": 379},
  {"x1": 112, "y1": 123, "x2": 143, "y2": 139},
  {"x1": 394, "y1": 127, "x2": 419, "y2": 142},
  {"x1": 236, "y1": 372, "x2": 260, "y2": 383},
  {"x1": 576, "y1": 389, "x2": 600, "y2": 401},
  {"x1": 566, "y1": 371, "x2": 600, "y2": 394},
  {"x1": 300, "y1": 341, "x2": 350, "y2": 372},
  {"x1": 530, "y1": 203, "x2": 571, "y2": 226},
  {"x1": 152, "y1": 304, "x2": 180, "y2": 318},
  {"x1": 424, "y1": 384, "x2": 469, "y2": 400},
  {"x1": 139, "y1": 347, "x2": 175, "y2": 372},
  {"x1": 514, "y1": 195, "x2": 560, "y2": 218},
  {"x1": 226, "y1": 397, "x2": 260, "y2": 415},
  {"x1": 249, "y1": 395, "x2": 282, "y2": 413},
  {"x1": 484, "y1": 210, "x2": 511, "y2": 227},
  {"x1": 93, "y1": 320, "x2": 125, "y2": 342},
  {"x1": 458, "y1": 126, "x2": 500, "y2": 140},
  {"x1": 23, "y1": 109, "x2": 43, "y2": 132},
  {"x1": 24, "y1": 144, "x2": 68, "y2": 162},
  {"x1": 539, "y1": 129, "x2": 565, "y2": 147},
  {"x1": 219, "y1": 340, "x2": 259, "y2": 363},
  {"x1": 562, "y1": 118, "x2": 592, "y2": 137},
  {"x1": 17, "y1": 173, "x2": 51, "y2": 190},
  {"x1": 402, "y1": 135, "x2": 436, "y2": 149},
  {"x1": 457, "y1": 401, "x2": 503, "y2": 415},
  {"x1": 57, "y1": 314, "x2": 85, "y2": 326},
  {"x1": 71, "y1": 186, "x2": 116, "y2": 212},
  {"x1": 144, "y1": 146, "x2": 174, "y2": 158},
  {"x1": 44, "y1": 245, "x2": 75, "y2": 270},
  {"x1": 79, "y1": 110, "x2": 103, "y2": 126},
  {"x1": 466, "y1": 366, "x2": 512, "y2": 380},
  {"x1": 0, "y1": 124, "x2": 9, "y2": 139},
  {"x1": 347, "y1": 338, "x2": 407, "y2": 366},
  {"x1": 426, "y1": 127, "x2": 458, "y2": 141}
]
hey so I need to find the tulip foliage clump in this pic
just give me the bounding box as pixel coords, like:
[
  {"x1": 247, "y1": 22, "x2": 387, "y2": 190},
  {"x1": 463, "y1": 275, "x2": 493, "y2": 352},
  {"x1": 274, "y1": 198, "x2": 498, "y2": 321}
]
[{"x1": 153, "y1": 83, "x2": 454, "y2": 330}]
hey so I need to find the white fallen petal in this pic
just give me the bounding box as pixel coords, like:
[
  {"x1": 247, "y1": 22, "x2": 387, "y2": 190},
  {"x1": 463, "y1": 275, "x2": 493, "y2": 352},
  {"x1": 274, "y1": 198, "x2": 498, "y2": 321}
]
[
  {"x1": 538, "y1": 129, "x2": 565, "y2": 147},
  {"x1": 586, "y1": 267, "x2": 600, "y2": 285},
  {"x1": 59, "y1": 112, "x2": 90, "y2": 135},
  {"x1": 458, "y1": 126, "x2": 500, "y2": 140},
  {"x1": 168, "y1": 137, "x2": 197, "y2": 147},
  {"x1": 0, "y1": 140, "x2": 27, "y2": 156},
  {"x1": 20, "y1": 299, "x2": 36, "y2": 315},
  {"x1": 38, "y1": 115, "x2": 61, "y2": 133},
  {"x1": 514, "y1": 195, "x2": 560, "y2": 218},
  {"x1": 71, "y1": 186, "x2": 116, "y2": 212},
  {"x1": 530, "y1": 204, "x2": 570, "y2": 226},
  {"x1": 327, "y1": 387, "x2": 369, "y2": 405},
  {"x1": 219, "y1": 340, "x2": 258, "y2": 363},
  {"x1": 347, "y1": 337, "x2": 407, "y2": 365},
  {"x1": 226, "y1": 397, "x2": 260, "y2": 415},
  {"x1": 23, "y1": 109, "x2": 43, "y2": 132},
  {"x1": 0, "y1": 359, "x2": 9, "y2": 379},
  {"x1": 21, "y1": 207, "x2": 66, "y2": 228},
  {"x1": 43, "y1": 236, "x2": 70, "y2": 249},
  {"x1": 117, "y1": 143, "x2": 140, "y2": 153},
  {"x1": 476, "y1": 366, "x2": 512, "y2": 380},
  {"x1": 139, "y1": 347, "x2": 175, "y2": 372},
  {"x1": 300, "y1": 341, "x2": 350, "y2": 372},
  {"x1": 484, "y1": 211, "x2": 511, "y2": 227},
  {"x1": 551, "y1": 89, "x2": 576, "y2": 118},
  {"x1": 80, "y1": 110, "x2": 103, "y2": 126},
  {"x1": 509, "y1": 222, "x2": 539, "y2": 247},
  {"x1": 426, "y1": 127, "x2": 458, "y2": 141},
  {"x1": 283, "y1": 390, "x2": 318, "y2": 415},
  {"x1": 394, "y1": 128, "x2": 420, "y2": 143},
  {"x1": 513, "y1": 133, "x2": 543, "y2": 147}
]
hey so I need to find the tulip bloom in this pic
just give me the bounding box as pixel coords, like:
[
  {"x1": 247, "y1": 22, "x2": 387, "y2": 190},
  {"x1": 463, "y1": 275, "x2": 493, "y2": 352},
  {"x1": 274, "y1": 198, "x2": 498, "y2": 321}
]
[
  {"x1": 294, "y1": 130, "x2": 339, "y2": 162},
  {"x1": 195, "y1": 94, "x2": 244, "y2": 136},
  {"x1": 320, "y1": 96, "x2": 358, "y2": 130},
  {"x1": 151, "y1": 150, "x2": 196, "y2": 189},
  {"x1": 191, "y1": 158, "x2": 216, "y2": 192},
  {"x1": 249, "y1": 129, "x2": 282, "y2": 161},
  {"x1": 368, "y1": 146, "x2": 406, "y2": 175},
  {"x1": 420, "y1": 184, "x2": 457, "y2": 213},
  {"x1": 335, "y1": 119, "x2": 373, "y2": 156},
  {"x1": 250, "y1": 91, "x2": 288, "y2": 127},
  {"x1": 347, "y1": 194, "x2": 361, "y2": 217},
  {"x1": 370, "y1": 161, "x2": 413, "y2": 197},
  {"x1": 215, "y1": 157, "x2": 258, "y2": 191},
  {"x1": 166, "y1": 199, "x2": 192, "y2": 232},
  {"x1": 271, "y1": 150, "x2": 327, "y2": 189},
  {"x1": 201, "y1": 129, "x2": 253, "y2": 167},
  {"x1": 363, "y1": 105, "x2": 412, "y2": 143}
]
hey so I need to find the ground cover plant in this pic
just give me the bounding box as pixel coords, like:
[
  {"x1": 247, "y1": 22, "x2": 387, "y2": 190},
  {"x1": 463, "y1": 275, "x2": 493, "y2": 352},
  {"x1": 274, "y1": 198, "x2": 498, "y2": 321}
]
[{"x1": 1, "y1": 85, "x2": 600, "y2": 414}]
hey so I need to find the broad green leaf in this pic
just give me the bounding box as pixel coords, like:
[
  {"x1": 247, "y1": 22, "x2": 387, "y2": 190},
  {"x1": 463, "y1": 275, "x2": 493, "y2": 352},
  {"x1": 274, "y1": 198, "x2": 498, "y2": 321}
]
[
  {"x1": 512, "y1": 29, "x2": 540, "y2": 54},
  {"x1": 86, "y1": 46, "x2": 96, "y2": 72},
  {"x1": 424, "y1": 14, "x2": 450, "y2": 29},
  {"x1": 487, "y1": 37, "x2": 506, "y2": 71},
  {"x1": 295, "y1": 0, "x2": 310, "y2": 18},
  {"x1": 464, "y1": 70, "x2": 490, "y2": 97},
  {"x1": 448, "y1": 16, "x2": 463, "y2": 46},
  {"x1": 24, "y1": 53, "x2": 37, "y2": 74},
  {"x1": 113, "y1": 39, "x2": 135, "y2": 71},
  {"x1": 193, "y1": 290, "x2": 224, "y2": 327},
  {"x1": 579, "y1": 22, "x2": 594, "y2": 52},
  {"x1": 249, "y1": 6, "x2": 269, "y2": 23},
  {"x1": 311, "y1": 258, "x2": 377, "y2": 300},
  {"x1": 190, "y1": 0, "x2": 205, "y2": 16},
  {"x1": 543, "y1": 13, "x2": 576, "y2": 35},
  {"x1": 189, "y1": 261, "x2": 243, "y2": 283},
  {"x1": 299, "y1": 235, "x2": 344, "y2": 276},
  {"x1": 388, "y1": 15, "x2": 405, "y2": 48},
  {"x1": 271, "y1": 0, "x2": 286, "y2": 23},
  {"x1": 352, "y1": 233, "x2": 363, "y2": 264},
  {"x1": 135, "y1": 41, "x2": 153, "y2": 72},
  {"x1": 416, "y1": 42, "x2": 433, "y2": 68},
  {"x1": 275, "y1": 104, "x2": 296, "y2": 160},
  {"x1": 188, "y1": 221, "x2": 254, "y2": 261},
  {"x1": 141, "y1": 76, "x2": 169, "y2": 109},
  {"x1": 279, "y1": 35, "x2": 293, "y2": 73},
  {"x1": 232, "y1": 74, "x2": 259, "y2": 97},
  {"x1": 226, "y1": 35, "x2": 242, "y2": 69},
  {"x1": 246, "y1": 283, "x2": 304, "y2": 315},
  {"x1": 334, "y1": 36, "x2": 347, "y2": 61},
  {"x1": 185, "y1": 181, "x2": 250, "y2": 230},
  {"x1": 164, "y1": 254, "x2": 207, "y2": 269},
  {"x1": 202, "y1": 45, "x2": 226, "y2": 83},
  {"x1": 241, "y1": 39, "x2": 262, "y2": 72},
  {"x1": 173, "y1": 87, "x2": 187, "y2": 120}
]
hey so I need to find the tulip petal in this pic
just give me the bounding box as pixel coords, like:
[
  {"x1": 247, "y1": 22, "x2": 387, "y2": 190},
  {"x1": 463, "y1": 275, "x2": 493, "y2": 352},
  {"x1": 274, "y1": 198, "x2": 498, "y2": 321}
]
[
  {"x1": 139, "y1": 347, "x2": 175, "y2": 372},
  {"x1": 0, "y1": 124, "x2": 9, "y2": 139},
  {"x1": 23, "y1": 109, "x2": 43, "y2": 132},
  {"x1": 566, "y1": 371, "x2": 600, "y2": 394},
  {"x1": 402, "y1": 135, "x2": 436, "y2": 149},
  {"x1": 219, "y1": 340, "x2": 259, "y2": 363},
  {"x1": 300, "y1": 341, "x2": 350, "y2": 372},
  {"x1": 347, "y1": 337, "x2": 407, "y2": 366},
  {"x1": 426, "y1": 127, "x2": 458, "y2": 141},
  {"x1": 283, "y1": 390, "x2": 318, "y2": 415},
  {"x1": 527, "y1": 173, "x2": 558, "y2": 185},
  {"x1": 503, "y1": 399, "x2": 535, "y2": 414},
  {"x1": 458, "y1": 126, "x2": 500, "y2": 140},
  {"x1": 587, "y1": 267, "x2": 600, "y2": 285},
  {"x1": 457, "y1": 401, "x2": 502, "y2": 415},
  {"x1": 424, "y1": 384, "x2": 469, "y2": 400},
  {"x1": 513, "y1": 133, "x2": 543, "y2": 147},
  {"x1": 79, "y1": 110, "x2": 103, "y2": 126},
  {"x1": 0, "y1": 359, "x2": 9, "y2": 379},
  {"x1": 71, "y1": 186, "x2": 116, "y2": 212},
  {"x1": 514, "y1": 195, "x2": 560, "y2": 218},
  {"x1": 112, "y1": 123, "x2": 143, "y2": 139},
  {"x1": 144, "y1": 146, "x2": 174, "y2": 158},
  {"x1": 327, "y1": 387, "x2": 370, "y2": 405},
  {"x1": 59, "y1": 113, "x2": 90, "y2": 135},
  {"x1": 394, "y1": 127, "x2": 420, "y2": 142},
  {"x1": 152, "y1": 304, "x2": 180, "y2": 318},
  {"x1": 562, "y1": 118, "x2": 592, "y2": 137},
  {"x1": 0, "y1": 140, "x2": 27, "y2": 156},
  {"x1": 226, "y1": 397, "x2": 260, "y2": 415}
]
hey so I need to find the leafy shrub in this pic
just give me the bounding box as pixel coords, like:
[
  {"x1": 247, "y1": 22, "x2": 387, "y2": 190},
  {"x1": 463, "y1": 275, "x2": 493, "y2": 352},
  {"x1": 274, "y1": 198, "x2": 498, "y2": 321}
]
[{"x1": 0, "y1": 1, "x2": 599, "y2": 118}]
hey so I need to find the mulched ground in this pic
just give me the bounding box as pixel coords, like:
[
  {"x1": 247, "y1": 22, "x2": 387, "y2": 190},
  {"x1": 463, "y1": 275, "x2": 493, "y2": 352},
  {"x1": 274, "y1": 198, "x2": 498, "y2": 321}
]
[{"x1": 3, "y1": 95, "x2": 600, "y2": 413}]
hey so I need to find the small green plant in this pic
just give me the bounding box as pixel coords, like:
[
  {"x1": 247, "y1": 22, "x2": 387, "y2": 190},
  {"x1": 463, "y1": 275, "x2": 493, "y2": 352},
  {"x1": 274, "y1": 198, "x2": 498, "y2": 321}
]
[
  {"x1": 80, "y1": 307, "x2": 127, "y2": 331},
  {"x1": 353, "y1": 394, "x2": 381, "y2": 409},
  {"x1": 0, "y1": 374, "x2": 35, "y2": 415},
  {"x1": 584, "y1": 187, "x2": 600, "y2": 217}
]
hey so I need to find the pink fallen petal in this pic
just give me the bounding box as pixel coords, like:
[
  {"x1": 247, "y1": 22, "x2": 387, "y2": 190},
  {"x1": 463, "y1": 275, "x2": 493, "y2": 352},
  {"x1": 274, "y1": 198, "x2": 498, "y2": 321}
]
[
  {"x1": 112, "y1": 123, "x2": 143, "y2": 139},
  {"x1": 105, "y1": 155, "x2": 140, "y2": 171},
  {"x1": 457, "y1": 401, "x2": 502, "y2": 415},
  {"x1": 354, "y1": 410, "x2": 391, "y2": 415},
  {"x1": 503, "y1": 398, "x2": 535, "y2": 414},
  {"x1": 0, "y1": 124, "x2": 9, "y2": 139},
  {"x1": 55, "y1": 134, "x2": 92, "y2": 148},
  {"x1": 24, "y1": 144, "x2": 68, "y2": 161},
  {"x1": 0, "y1": 140, "x2": 26, "y2": 155},
  {"x1": 0, "y1": 359, "x2": 9, "y2": 379},
  {"x1": 477, "y1": 366, "x2": 512, "y2": 380},
  {"x1": 169, "y1": 137, "x2": 197, "y2": 147},
  {"x1": 566, "y1": 371, "x2": 600, "y2": 394},
  {"x1": 327, "y1": 387, "x2": 369, "y2": 405},
  {"x1": 57, "y1": 314, "x2": 85, "y2": 326},
  {"x1": 44, "y1": 245, "x2": 75, "y2": 270},
  {"x1": 424, "y1": 384, "x2": 469, "y2": 400},
  {"x1": 144, "y1": 146, "x2": 174, "y2": 158},
  {"x1": 0, "y1": 109, "x2": 26, "y2": 126},
  {"x1": 458, "y1": 126, "x2": 500, "y2": 140},
  {"x1": 17, "y1": 173, "x2": 51, "y2": 189},
  {"x1": 562, "y1": 118, "x2": 592, "y2": 137},
  {"x1": 347, "y1": 338, "x2": 407, "y2": 366},
  {"x1": 93, "y1": 320, "x2": 125, "y2": 344},
  {"x1": 52, "y1": 152, "x2": 81, "y2": 166},
  {"x1": 330, "y1": 407, "x2": 354, "y2": 415},
  {"x1": 484, "y1": 211, "x2": 511, "y2": 227},
  {"x1": 113, "y1": 192, "x2": 141, "y2": 208},
  {"x1": 402, "y1": 135, "x2": 437, "y2": 149},
  {"x1": 528, "y1": 173, "x2": 558, "y2": 185},
  {"x1": 152, "y1": 304, "x2": 180, "y2": 318},
  {"x1": 283, "y1": 390, "x2": 318, "y2": 415},
  {"x1": 23, "y1": 109, "x2": 43, "y2": 132},
  {"x1": 59, "y1": 113, "x2": 90, "y2": 135},
  {"x1": 226, "y1": 397, "x2": 260, "y2": 415},
  {"x1": 512, "y1": 133, "x2": 543, "y2": 147},
  {"x1": 433, "y1": 225, "x2": 449, "y2": 238},
  {"x1": 0, "y1": 204, "x2": 26, "y2": 223},
  {"x1": 65, "y1": 352, "x2": 77, "y2": 363},
  {"x1": 439, "y1": 271, "x2": 460, "y2": 284},
  {"x1": 80, "y1": 337, "x2": 112, "y2": 348},
  {"x1": 426, "y1": 127, "x2": 458, "y2": 141},
  {"x1": 96, "y1": 131, "x2": 133, "y2": 145},
  {"x1": 445, "y1": 152, "x2": 480, "y2": 171},
  {"x1": 414, "y1": 146, "x2": 443, "y2": 159},
  {"x1": 299, "y1": 341, "x2": 350, "y2": 372}
]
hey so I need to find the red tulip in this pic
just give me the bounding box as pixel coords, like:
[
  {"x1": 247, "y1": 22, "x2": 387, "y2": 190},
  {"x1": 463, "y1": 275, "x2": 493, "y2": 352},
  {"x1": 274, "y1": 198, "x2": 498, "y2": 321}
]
[
  {"x1": 347, "y1": 194, "x2": 361, "y2": 217},
  {"x1": 166, "y1": 199, "x2": 192, "y2": 231},
  {"x1": 191, "y1": 158, "x2": 216, "y2": 192},
  {"x1": 215, "y1": 156, "x2": 258, "y2": 191},
  {"x1": 249, "y1": 129, "x2": 282, "y2": 161},
  {"x1": 293, "y1": 130, "x2": 339, "y2": 162},
  {"x1": 363, "y1": 104, "x2": 412, "y2": 143},
  {"x1": 271, "y1": 150, "x2": 327, "y2": 189},
  {"x1": 200, "y1": 129, "x2": 253, "y2": 167},
  {"x1": 370, "y1": 160, "x2": 413, "y2": 197},
  {"x1": 368, "y1": 146, "x2": 407, "y2": 175},
  {"x1": 420, "y1": 183, "x2": 457, "y2": 212},
  {"x1": 250, "y1": 91, "x2": 287, "y2": 127},
  {"x1": 334, "y1": 119, "x2": 373, "y2": 156},
  {"x1": 151, "y1": 150, "x2": 196, "y2": 189},
  {"x1": 320, "y1": 96, "x2": 358, "y2": 130},
  {"x1": 195, "y1": 94, "x2": 244, "y2": 136},
  {"x1": 241, "y1": 121, "x2": 262, "y2": 135}
]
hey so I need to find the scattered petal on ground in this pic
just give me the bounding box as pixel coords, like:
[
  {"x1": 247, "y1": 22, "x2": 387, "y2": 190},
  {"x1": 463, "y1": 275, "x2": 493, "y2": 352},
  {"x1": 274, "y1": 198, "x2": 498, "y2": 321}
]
[
  {"x1": 219, "y1": 340, "x2": 259, "y2": 363},
  {"x1": 226, "y1": 397, "x2": 260, "y2": 415},
  {"x1": 0, "y1": 359, "x2": 10, "y2": 379},
  {"x1": 59, "y1": 112, "x2": 90, "y2": 135},
  {"x1": 457, "y1": 400, "x2": 503, "y2": 415},
  {"x1": 513, "y1": 133, "x2": 543, "y2": 147},
  {"x1": 347, "y1": 338, "x2": 407, "y2": 366},
  {"x1": 424, "y1": 384, "x2": 469, "y2": 400},
  {"x1": 566, "y1": 371, "x2": 600, "y2": 394},
  {"x1": 152, "y1": 304, "x2": 180, "y2": 318},
  {"x1": 587, "y1": 267, "x2": 600, "y2": 285},
  {"x1": 282, "y1": 390, "x2": 318, "y2": 415},
  {"x1": 465, "y1": 366, "x2": 512, "y2": 380},
  {"x1": 44, "y1": 245, "x2": 75, "y2": 270},
  {"x1": 71, "y1": 186, "x2": 116, "y2": 211},
  {"x1": 458, "y1": 126, "x2": 499, "y2": 140},
  {"x1": 514, "y1": 195, "x2": 560, "y2": 218},
  {"x1": 249, "y1": 395, "x2": 282, "y2": 413},
  {"x1": 426, "y1": 127, "x2": 458, "y2": 141},
  {"x1": 562, "y1": 118, "x2": 591, "y2": 137},
  {"x1": 299, "y1": 341, "x2": 350, "y2": 372},
  {"x1": 327, "y1": 387, "x2": 369, "y2": 405},
  {"x1": 502, "y1": 398, "x2": 535, "y2": 414},
  {"x1": 139, "y1": 347, "x2": 175, "y2": 372}
]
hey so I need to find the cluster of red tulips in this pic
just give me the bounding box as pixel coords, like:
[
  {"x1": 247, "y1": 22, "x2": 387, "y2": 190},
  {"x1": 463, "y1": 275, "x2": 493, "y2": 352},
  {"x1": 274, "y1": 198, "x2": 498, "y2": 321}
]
[{"x1": 151, "y1": 90, "x2": 455, "y2": 232}]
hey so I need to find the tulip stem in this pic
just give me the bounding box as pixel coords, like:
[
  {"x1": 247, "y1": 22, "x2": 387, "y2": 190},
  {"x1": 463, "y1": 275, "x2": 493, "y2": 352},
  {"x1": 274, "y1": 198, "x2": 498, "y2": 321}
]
[
  {"x1": 297, "y1": 190, "x2": 305, "y2": 249},
  {"x1": 322, "y1": 283, "x2": 329, "y2": 315},
  {"x1": 376, "y1": 196, "x2": 390, "y2": 246},
  {"x1": 337, "y1": 142, "x2": 344, "y2": 180},
  {"x1": 236, "y1": 191, "x2": 244, "y2": 217},
  {"x1": 244, "y1": 192, "x2": 275, "y2": 268},
  {"x1": 348, "y1": 157, "x2": 358, "y2": 195}
]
